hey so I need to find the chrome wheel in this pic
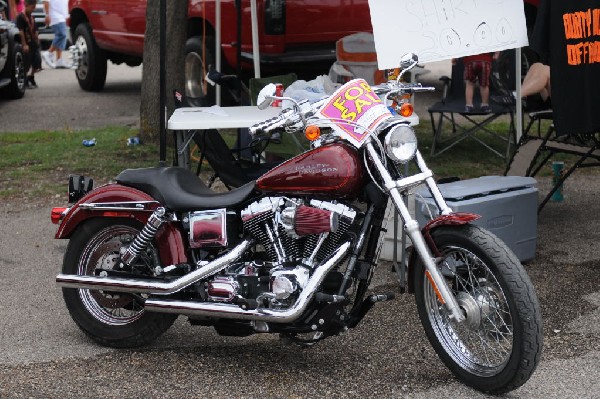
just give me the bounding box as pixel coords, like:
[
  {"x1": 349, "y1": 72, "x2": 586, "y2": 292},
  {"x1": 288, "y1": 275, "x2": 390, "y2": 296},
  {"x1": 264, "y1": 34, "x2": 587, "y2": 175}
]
[
  {"x1": 184, "y1": 50, "x2": 205, "y2": 98},
  {"x1": 423, "y1": 246, "x2": 513, "y2": 376},
  {"x1": 14, "y1": 51, "x2": 25, "y2": 92},
  {"x1": 74, "y1": 35, "x2": 88, "y2": 81},
  {"x1": 76, "y1": 225, "x2": 152, "y2": 326}
]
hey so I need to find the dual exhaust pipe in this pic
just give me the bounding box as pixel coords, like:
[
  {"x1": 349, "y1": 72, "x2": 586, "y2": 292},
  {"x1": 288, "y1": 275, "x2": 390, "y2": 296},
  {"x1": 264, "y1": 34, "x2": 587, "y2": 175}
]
[{"x1": 56, "y1": 241, "x2": 351, "y2": 324}]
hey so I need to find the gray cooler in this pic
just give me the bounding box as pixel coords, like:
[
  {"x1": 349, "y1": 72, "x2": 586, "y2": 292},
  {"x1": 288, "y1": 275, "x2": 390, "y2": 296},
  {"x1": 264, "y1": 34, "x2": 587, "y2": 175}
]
[{"x1": 415, "y1": 176, "x2": 538, "y2": 262}]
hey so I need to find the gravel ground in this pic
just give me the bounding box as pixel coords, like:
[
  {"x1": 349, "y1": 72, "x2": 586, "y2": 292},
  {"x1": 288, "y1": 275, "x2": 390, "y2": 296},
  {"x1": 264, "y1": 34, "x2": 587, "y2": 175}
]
[
  {"x1": 0, "y1": 60, "x2": 598, "y2": 398},
  {"x1": 0, "y1": 173, "x2": 599, "y2": 398}
]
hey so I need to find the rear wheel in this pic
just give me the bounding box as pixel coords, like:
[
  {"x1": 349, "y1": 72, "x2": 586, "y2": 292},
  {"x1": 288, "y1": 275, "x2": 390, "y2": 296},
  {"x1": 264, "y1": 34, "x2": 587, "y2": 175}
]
[
  {"x1": 0, "y1": 43, "x2": 26, "y2": 99},
  {"x1": 62, "y1": 218, "x2": 177, "y2": 348},
  {"x1": 73, "y1": 22, "x2": 107, "y2": 91},
  {"x1": 414, "y1": 225, "x2": 542, "y2": 394}
]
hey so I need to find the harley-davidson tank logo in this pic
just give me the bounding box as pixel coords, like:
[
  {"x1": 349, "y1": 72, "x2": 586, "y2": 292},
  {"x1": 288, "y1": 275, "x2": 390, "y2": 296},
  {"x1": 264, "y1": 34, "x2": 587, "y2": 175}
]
[{"x1": 294, "y1": 163, "x2": 338, "y2": 174}]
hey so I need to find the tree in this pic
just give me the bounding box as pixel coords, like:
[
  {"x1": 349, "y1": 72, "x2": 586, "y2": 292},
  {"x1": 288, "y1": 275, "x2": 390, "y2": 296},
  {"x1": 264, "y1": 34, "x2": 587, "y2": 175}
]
[{"x1": 140, "y1": 0, "x2": 188, "y2": 143}]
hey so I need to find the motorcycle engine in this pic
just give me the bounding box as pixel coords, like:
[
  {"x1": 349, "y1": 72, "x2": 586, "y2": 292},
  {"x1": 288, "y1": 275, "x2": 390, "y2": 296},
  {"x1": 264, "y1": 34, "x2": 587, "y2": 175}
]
[{"x1": 203, "y1": 198, "x2": 357, "y2": 308}]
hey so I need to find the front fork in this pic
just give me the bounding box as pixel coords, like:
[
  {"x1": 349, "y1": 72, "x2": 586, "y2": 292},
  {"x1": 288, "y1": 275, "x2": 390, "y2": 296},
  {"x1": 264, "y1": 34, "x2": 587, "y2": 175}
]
[{"x1": 365, "y1": 143, "x2": 465, "y2": 323}]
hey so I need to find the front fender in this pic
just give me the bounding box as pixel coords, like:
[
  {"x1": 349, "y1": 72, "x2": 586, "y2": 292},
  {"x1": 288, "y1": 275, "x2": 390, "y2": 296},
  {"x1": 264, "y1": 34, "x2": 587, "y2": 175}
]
[
  {"x1": 55, "y1": 183, "x2": 188, "y2": 265},
  {"x1": 406, "y1": 212, "x2": 480, "y2": 293}
]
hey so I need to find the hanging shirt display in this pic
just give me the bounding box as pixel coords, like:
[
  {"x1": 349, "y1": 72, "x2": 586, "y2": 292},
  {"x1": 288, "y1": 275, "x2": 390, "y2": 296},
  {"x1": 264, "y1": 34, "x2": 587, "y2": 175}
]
[{"x1": 530, "y1": 0, "x2": 600, "y2": 135}]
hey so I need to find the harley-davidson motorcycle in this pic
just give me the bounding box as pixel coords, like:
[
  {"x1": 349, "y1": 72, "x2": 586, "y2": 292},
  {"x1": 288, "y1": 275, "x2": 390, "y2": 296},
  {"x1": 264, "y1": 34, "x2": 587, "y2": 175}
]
[{"x1": 51, "y1": 54, "x2": 542, "y2": 394}]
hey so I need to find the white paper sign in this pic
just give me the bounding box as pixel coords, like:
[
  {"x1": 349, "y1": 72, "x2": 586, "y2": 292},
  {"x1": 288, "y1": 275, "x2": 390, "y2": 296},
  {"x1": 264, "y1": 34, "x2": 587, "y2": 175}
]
[{"x1": 368, "y1": 0, "x2": 529, "y2": 68}]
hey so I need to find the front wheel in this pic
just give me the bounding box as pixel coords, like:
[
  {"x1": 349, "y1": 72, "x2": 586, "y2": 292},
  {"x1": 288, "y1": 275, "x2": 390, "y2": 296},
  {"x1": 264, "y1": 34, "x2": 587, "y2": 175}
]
[
  {"x1": 414, "y1": 225, "x2": 542, "y2": 394},
  {"x1": 184, "y1": 36, "x2": 215, "y2": 105},
  {"x1": 62, "y1": 218, "x2": 177, "y2": 348},
  {"x1": 73, "y1": 22, "x2": 107, "y2": 91}
]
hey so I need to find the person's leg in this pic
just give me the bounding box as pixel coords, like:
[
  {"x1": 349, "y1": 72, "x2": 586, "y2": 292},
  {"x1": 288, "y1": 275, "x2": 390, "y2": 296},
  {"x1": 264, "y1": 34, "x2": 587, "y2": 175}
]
[
  {"x1": 42, "y1": 34, "x2": 56, "y2": 68},
  {"x1": 464, "y1": 61, "x2": 475, "y2": 109},
  {"x1": 54, "y1": 22, "x2": 69, "y2": 67},
  {"x1": 465, "y1": 81, "x2": 475, "y2": 106},
  {"x1": 479, "y1": 61, "x2": 492, "y2": 108},
  {"x1": 521, "y1": 62, "x2": 550, "y2": 99}
]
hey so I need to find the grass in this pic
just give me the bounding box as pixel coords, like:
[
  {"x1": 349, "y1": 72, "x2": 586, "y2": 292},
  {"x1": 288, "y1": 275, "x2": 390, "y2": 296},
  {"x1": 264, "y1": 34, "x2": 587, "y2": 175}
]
[
  {"x1": 0, "y1": 127, "x2": 158, "y2": 203},
  {"x1": 0, "y1": 119, "x2": 590, "y2": 204}
]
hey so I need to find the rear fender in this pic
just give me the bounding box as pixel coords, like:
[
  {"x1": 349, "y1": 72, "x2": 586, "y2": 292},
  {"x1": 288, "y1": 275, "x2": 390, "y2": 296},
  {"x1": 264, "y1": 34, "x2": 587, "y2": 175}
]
[
  {"x1": 405, "y1": 212, "x2": 480, "y2": 293},
  {"x1": 55, "y1": 183, "x2": 188, "y2": 265}
]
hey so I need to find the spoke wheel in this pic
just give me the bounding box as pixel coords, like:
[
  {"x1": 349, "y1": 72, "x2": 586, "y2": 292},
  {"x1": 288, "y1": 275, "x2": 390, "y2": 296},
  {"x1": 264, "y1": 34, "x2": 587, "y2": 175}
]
[
  {"x1": 414, "y1": 225, "x2": 542, "y2": 394},
  {"x1": 423, "y1": 246, "x2": 513, "y2": 376},
  {"x1": 77, "y1": 226, "x2": 145, "y2": 326},
  {"x1": 62, "y1": 218, "x2": 176, "y2": 348}
]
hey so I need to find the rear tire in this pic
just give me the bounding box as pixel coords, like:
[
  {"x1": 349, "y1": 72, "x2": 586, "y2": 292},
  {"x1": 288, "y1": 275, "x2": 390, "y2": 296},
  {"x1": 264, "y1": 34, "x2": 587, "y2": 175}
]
[
  {"x1": 73, "y1": 22, "x2": 107, "y2": 91},
  {"x1": 62, "y1": 218, "x2": 177, "y2": 348},
  {"x1": 414, "y1": 225, "x2": 542, "y2": 394},
  {"x1": 0, "y1": 43, "x2": 26, "y2": 99}
]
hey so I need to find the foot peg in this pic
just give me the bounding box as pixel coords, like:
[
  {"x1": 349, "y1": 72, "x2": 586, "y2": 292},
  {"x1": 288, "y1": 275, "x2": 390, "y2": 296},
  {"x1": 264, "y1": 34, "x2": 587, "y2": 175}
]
[
  {"x1": 369, "y1": 293, "x2": 396, "y2": 303},
  {"x1": 315, "y1": 292, "x2": 346, "y2": 303}
]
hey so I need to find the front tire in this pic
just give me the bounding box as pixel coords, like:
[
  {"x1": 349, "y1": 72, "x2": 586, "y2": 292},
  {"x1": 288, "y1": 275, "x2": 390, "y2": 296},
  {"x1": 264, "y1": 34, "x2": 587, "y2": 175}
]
[
  {"x1": 184, "y1": 36, "x2": 215, "y2": 105},
  {"x1": 73, "y1": 22, "x2": 107, "y2": 91},
  {"x1": 62, "y1": 218, "x2": 177, "y2": 348},
  {"x1": 414, "y1": 225, "x2": 542, "y2": 394}
]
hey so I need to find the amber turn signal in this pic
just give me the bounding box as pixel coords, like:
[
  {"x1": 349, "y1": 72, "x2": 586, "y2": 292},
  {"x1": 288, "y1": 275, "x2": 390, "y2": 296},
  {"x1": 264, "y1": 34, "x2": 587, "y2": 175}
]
[
  {"x1": 305, "y1": 125, "x2": 321, "y2": 141},
  {"x1": 399, "y1": 102, "x2": 414, "y2": 117}
]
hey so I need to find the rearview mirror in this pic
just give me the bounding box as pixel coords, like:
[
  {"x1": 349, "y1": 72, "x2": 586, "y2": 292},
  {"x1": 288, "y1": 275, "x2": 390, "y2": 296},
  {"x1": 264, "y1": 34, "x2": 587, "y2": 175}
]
[
  {"x1": 398, "y1": 53, "x2": 419, "y2": 82},
  {"x1": 400, "y1": 53, "x2": 419, "y2": 70},
  {"x1": 257, "y1": 83, "x2": 277, "y2": 110}
]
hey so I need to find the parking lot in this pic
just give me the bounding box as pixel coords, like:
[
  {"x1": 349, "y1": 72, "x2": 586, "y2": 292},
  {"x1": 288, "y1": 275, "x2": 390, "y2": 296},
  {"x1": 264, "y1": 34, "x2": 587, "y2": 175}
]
[{"x1": 0, "y1": 61, "x2": 599, "y2": 398}]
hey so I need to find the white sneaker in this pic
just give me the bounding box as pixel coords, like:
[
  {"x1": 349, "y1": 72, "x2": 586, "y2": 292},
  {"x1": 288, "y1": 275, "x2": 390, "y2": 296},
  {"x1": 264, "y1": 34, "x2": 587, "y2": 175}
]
[
  {"x1": 55, "y1": 58, "x2": 72, "y2": 69},
  {"x1": 42, "y1": 51, "x2": 56, "y2": 68}
]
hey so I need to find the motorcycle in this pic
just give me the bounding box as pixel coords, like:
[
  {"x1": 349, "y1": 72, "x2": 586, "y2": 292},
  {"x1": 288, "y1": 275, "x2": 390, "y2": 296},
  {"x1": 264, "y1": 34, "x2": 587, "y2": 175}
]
[{"x1": 51, "y1": 53, "x2": 542, "y2": 394}]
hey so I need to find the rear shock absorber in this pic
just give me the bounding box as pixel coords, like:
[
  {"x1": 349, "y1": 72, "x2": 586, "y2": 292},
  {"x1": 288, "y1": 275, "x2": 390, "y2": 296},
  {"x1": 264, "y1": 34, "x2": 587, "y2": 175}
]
[{"x1": 120, "y1": 207, "x2": 167, "y2": 267}]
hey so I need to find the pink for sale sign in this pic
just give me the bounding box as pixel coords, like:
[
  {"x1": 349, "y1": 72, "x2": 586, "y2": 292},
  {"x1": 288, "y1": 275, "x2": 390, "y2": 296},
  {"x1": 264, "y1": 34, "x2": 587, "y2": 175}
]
[{"x1": 318, "y1": 79, "x2": 392, "y2": 148}]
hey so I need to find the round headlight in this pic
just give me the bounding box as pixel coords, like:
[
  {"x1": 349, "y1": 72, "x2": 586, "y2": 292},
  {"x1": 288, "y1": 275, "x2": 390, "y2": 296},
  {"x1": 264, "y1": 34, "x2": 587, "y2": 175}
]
[{"x1": 384, "y1": 123, "x2": 417, "y2": 163}]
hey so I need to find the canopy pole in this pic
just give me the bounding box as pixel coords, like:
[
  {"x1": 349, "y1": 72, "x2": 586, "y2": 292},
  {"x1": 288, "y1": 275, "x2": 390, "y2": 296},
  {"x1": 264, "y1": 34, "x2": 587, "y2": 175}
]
[
  {"x1": 250, "y1": 0, "x2": 260, "y2": 78},
  {"x1": 159, "y1": 0, "x2": 167, "y2": 165},
  {"x1": 516, "y1": 47, "x2": 522, "y2": 142},
  {"x1": 215, "y1": 0, "x2": 221, "y2": 105}
]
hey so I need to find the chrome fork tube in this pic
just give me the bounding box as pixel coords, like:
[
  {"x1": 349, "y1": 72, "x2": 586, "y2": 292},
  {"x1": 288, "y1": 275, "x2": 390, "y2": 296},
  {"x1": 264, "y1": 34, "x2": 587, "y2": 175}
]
[
  {"x1": 365, "y1": 143, "x2": 465, "y2": 322},
  {"x1": 414, "y1": 152, "x2": 453, "y2": 216}
]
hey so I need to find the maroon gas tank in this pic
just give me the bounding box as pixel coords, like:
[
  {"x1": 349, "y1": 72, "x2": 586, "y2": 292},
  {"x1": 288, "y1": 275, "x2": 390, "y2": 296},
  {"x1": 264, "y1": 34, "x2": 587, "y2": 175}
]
[{"x1": 257, "y1": 143, "x2": 365, "y2": 198}]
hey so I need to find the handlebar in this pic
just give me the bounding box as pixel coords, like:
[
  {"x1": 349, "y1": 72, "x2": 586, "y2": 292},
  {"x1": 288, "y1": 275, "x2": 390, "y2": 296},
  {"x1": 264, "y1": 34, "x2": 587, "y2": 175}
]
[
  {"x1": 249, "y1": 80, "x2": 434, "y2": 137},
  {"x1": 249, "y1": 108, "x2": 295, "y2": 136}
]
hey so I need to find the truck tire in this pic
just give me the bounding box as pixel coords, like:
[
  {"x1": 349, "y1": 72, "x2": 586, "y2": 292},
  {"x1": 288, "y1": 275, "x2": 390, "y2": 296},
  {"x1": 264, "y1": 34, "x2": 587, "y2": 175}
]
[
  {"x1": 0, "y1": 43, "x2": 26, "y2": 99},
  {"x1": 73, "y1": 22, "x2": 107, "y2": 91},
  {"x1": 184, "y1": 36, "x2": 216, "y2": 105}
]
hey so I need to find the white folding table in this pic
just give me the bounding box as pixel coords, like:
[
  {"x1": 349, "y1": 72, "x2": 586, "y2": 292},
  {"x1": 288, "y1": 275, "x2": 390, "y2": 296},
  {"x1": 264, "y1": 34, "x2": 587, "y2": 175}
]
[{"x1": 168, "y1": 106, "x2": 282, "y2": 169}]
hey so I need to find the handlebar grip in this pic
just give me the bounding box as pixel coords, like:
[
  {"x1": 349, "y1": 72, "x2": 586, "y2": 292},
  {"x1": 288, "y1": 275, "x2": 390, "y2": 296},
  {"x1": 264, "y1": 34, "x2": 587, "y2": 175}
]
[{"x1": 249, "y1": 109, "x2": 292, "y2": 136}]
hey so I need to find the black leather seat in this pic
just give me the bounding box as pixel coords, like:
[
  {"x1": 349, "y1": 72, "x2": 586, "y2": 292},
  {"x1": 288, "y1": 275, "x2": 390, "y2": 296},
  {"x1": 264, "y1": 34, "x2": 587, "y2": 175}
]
[{"x1": 116, "y1": 167, "x2": 256, "y2": 211}]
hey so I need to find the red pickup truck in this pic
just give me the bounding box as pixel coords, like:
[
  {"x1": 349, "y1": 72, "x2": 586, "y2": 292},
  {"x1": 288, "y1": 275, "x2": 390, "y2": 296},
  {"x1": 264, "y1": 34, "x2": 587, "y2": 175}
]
[{"x1": 68, "y1": 0, "x2": 371, "y2": 98}]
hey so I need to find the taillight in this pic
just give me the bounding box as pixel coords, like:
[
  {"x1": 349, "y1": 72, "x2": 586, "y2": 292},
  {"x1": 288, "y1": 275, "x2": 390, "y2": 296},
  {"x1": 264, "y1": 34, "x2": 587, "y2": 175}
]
[
  {"x1": 51, "y1": 207, "x2": 69, "y2": 224},
  {"x1": 264, "y1": 0, "x2": 286, "y2": 35}
]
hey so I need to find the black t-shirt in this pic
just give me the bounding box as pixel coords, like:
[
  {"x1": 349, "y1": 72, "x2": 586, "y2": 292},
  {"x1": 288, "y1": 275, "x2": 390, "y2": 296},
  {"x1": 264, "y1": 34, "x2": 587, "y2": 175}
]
[
  {"x1": 530, "y1": 0, "x2": 600, "y2": 135},
  {"x1": 15, "y1": 12, "x2": 37, "y2": 45}
]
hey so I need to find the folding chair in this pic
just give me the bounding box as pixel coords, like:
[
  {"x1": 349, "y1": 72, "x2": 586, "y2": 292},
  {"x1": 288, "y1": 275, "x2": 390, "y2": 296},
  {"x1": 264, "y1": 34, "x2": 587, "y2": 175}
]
[
  {"x1": 172, "y1": 90, "x2": 281, "y2": 189},
  {"x1": 192, "y1": 129, "x2": 280, "y2": 189},
  {"x1": 505, "y1": 109, "x2": 600, "y2": 211},
  {"x1": 427, "y1": 58, "x2": 516, "y2": 159},
  {"x1": 248, "y1": 73, "x2": 298, "y2": 106}
]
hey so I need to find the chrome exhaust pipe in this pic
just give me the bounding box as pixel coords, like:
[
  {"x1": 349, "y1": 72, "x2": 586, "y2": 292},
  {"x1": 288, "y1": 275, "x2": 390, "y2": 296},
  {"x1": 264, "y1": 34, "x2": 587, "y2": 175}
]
[
  {"x1": 56, "y1": 239, "x2": 253, "y2": 295},
  {"x1": 144, "y1": 241, "x2": 351, "y2": 323}
]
